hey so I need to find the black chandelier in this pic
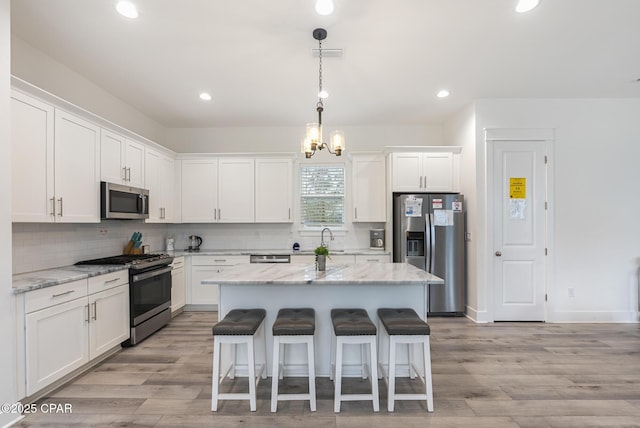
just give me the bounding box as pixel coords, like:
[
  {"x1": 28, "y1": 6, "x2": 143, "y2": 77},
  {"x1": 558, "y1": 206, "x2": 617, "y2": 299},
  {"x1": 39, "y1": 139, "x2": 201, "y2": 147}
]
[{"x1": 301, "y1": 28, "x2": 345, "y2": 158}]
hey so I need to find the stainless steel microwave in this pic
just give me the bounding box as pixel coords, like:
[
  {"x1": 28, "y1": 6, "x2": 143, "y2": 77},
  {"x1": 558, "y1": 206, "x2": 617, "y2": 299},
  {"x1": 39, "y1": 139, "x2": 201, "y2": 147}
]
[{"x1": 101, "y1": 182, "x2": 149, "y2": 220}]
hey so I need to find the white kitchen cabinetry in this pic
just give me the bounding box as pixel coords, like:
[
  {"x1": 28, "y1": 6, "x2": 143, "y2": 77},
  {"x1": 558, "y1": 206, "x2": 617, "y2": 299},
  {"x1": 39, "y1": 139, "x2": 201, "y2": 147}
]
[
  {"x1": 218, "y1": 158, "x2": 255, "y2": 223},
  {"x1": 391, "y1": 151, "x2": 458, "y2": 192},
  {"x1": 181, "y1": 157, "x2": 259, "y2": 223},
  {"x1": 11, "y1": 91, "x2": 100, "y2": 223},
  {"x1": 100, "y1": 129, "x2": 145, "y2": 188},
  {"x1": 146, "y1": 148, "x2": 175, "y2": 223},
  {"x1": 189, "y1": 255, "x2": 248, "y2": 307},
  {"x1": 352, "y1": 155, "x2": 386, "y2": 222},
  {"x1": 11, "y1": 91, "x2": 54, "y2": 222},
  {"x1": 355, "y1": 254, "x2": 391, "y2": 263},
  {"x1": 181, "y1": 159, "x2": 218, "y2": 222},
  {"x1": 23, "y1": 271, "x2": 129, "y2": 396},
  {"x1": 171, "y1": 256, "x2": 186, "y2": 314},
  {"x1": 54, "y1": 110, "x2": 101, "y2": 222},
  {"x1": 255, "y1": 158, "x2": 293, "y2": 222}
]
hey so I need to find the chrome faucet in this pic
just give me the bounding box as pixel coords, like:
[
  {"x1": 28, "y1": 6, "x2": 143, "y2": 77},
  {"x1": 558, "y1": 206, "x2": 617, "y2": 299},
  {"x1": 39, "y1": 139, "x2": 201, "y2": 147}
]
[{"x1": 320, "y1": 227, "x2": 334, "y2": 248}]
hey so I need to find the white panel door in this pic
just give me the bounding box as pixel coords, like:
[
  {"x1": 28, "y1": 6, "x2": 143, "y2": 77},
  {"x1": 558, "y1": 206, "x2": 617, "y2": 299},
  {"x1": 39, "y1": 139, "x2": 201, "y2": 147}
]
[
  {"x1": 423, "y1": 152, "x2": 454, "y2": 192},
  {"x1": 218, "y1": 158, "x2": 255, "y2": 222},
  {"x1": 11, "y1": 91, "x2": 55, "y2": 222},
  {"x1": 492, "y1": 141, "x2": 547, "y2": 321},
  {"x1": 54, "y1": 110, "x2": 100, "y2": 223},
  {"x1": 25, "y1": 298, "x2": 89, "y2": 395},
  {"x1": 89, "y1": 285, "x2": 130, "y2": 359},
  {"x1": 352, "y1": 155, "x2": 386, "y2": 222},
  {"x1": 124, "y1": 139, "x2": 146, "y2": 188},
  {"x1": 100, "y1": 129, "x2": 125, "y2": 184},
  {"x1": 391, "y1": 153, "x2": 422, "y2": 192},
  {"x1": 181, "y1": 159, "x2": 218, "y2": 222},
  {"x1": 255, "y1": 158, "x2": 292, "y2": 222}
]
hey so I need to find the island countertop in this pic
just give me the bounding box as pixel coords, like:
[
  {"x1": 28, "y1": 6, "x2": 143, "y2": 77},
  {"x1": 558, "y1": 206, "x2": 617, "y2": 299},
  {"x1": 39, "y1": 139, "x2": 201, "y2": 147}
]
[{"x1": 201, "y1": 261, "x2": 443, "y2": 286}]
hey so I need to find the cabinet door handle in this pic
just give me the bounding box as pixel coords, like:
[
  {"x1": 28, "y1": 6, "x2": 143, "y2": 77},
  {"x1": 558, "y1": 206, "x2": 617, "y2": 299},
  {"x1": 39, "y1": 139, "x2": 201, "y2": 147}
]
[
  {"x1": 50, "y1": 197, "x2": 56, "y2": 217},
  {"x1": 288, "y1": 208, "x2": 291, "y2": 220},
  {"x1": 85, "y1": 304, "x2": 90, "y2": 323},
  {"x1": 52, "y1": 290, "x2": 75, "y2": 298},
  {"x1": 419, "y1": 176, "x2": 423, "y2": 188},
  {"x1": 354, "y1": 207, "x2": 358, "y2": 219},
  {"x1": 58, "y1": 198, "x2": 63, "y2": 217},
  {"x1": 127, "y1": 167, "x2": 131, "y2": 181},
  {"x1": 92, "y1": 302, "x2": 97, "y2": 320},
  {"x1": 104, "y1": 277, "x2": 121, "y2": 284},
  {"x1": 122, "y1": 166, "x2": 127, "y2": 181},
  {"x1": 214, "y1": 209, "x2": 217, "y2": 220},
  {"x1": 218, "y1": 208, "x2": 221, "y2": 220}
]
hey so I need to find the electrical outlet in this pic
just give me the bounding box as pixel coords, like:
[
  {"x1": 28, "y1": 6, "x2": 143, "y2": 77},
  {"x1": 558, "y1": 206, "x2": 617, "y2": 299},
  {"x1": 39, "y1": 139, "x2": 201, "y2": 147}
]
[
  {"x1": 465, "y1": 232, "x2": 472, "y2": 242},
  {"x1": 568, "y1": 287, "x2": 575, "y2": 298},
  {"x1": 98, "y1": 228, "x2": 108, "y2": 236}
]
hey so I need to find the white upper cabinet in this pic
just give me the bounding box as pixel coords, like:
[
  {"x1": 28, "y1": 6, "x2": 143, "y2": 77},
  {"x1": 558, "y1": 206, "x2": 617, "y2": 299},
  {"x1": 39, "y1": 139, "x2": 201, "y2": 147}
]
[
  {"x1": 181, "y1": 159, "x2": 219, "y2": 223},
  {"x1": 351, "y1": 155, "x2": 386, "y2": 222},
  {"x1": 218, "y1": 158, "x2": 255, "y2": 223},
  {"x1": 12, "y1": 97, "x2": 101, "y2": 223},
  {"x1": 145, "y1": 148, "x2": 175, "y2": 223},
  {"x1": 101, "y1": 129, "x2": 146, "y2": 188},
  {"x1": 54, "y1": 110, "x2": 101, "y2": 222},
  {"x1": 11, "y1": 91, "x2": 55, "y2": 222},
  {"x1": 391, "y1": 150, "x2": 459, "y2": 192},
  {"x1": 255, "y1": 158, "x2": 293, "y2": 223}
]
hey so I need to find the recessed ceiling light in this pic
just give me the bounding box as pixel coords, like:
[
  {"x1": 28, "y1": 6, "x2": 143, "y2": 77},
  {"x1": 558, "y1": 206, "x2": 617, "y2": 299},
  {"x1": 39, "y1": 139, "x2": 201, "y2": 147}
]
[
  {"x1": 116, "y1": 1, "x2": 138, "y2": 19},
  {"x1": 199, "y1": 92, "x2": 212, "y2": 101},
  {"x1": 515, "y1": 0, "x2": 540, "y2": 13},
  {"x1": 315, "y1": 0, "x2": 334, "y2": 15},
  {"x1": 437, "y1": 89, "x2": 450, "y2": 98}
]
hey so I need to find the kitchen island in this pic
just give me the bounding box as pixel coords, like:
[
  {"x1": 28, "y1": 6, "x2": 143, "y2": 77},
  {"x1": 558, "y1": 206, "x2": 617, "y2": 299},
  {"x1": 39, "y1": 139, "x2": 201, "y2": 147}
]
[{"x1": 203, "y1": 262, "x2": 443, "y2": 377}]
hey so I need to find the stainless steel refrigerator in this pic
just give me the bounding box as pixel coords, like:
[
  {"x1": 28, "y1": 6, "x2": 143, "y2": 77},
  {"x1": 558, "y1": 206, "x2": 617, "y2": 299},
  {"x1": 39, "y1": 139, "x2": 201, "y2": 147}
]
[{"x1": 393, "y1": 193, "x2": 465, "y2": 315}]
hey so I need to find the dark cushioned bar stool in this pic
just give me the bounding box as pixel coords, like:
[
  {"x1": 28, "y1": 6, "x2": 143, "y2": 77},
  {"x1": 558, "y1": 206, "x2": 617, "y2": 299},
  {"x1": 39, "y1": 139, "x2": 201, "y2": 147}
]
[
  {"x1": 377, "y1": 308, "x2": 433, "y2": 412},
  {"x1": 270, "y1": 308, "x2": 316, "y2": 412},
  {"x1": 211, "y1": 308, "x2": 267, "y2": 412},
  {"x1": 330, "y1": 308, "x2": 379, "y2": 412}
]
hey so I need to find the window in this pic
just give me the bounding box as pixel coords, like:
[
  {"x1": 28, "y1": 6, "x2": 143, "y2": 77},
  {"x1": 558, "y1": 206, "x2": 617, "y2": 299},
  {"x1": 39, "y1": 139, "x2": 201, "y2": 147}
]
[{"x1": 300, "y1": 165, "x2": 345, "y2": 227}]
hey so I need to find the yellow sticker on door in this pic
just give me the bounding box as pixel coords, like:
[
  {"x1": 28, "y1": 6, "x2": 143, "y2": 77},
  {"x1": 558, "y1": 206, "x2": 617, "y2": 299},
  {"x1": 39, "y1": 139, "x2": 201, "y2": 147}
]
[{"x1": 509, "y1": 177, "x2": 526, "y2": 199}]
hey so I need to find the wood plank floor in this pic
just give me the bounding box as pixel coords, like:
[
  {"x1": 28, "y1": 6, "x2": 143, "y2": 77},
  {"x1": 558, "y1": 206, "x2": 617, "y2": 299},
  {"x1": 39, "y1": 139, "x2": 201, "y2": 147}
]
[{"x1": 13, "y1": 311, "x2": 640, "y2": 427}]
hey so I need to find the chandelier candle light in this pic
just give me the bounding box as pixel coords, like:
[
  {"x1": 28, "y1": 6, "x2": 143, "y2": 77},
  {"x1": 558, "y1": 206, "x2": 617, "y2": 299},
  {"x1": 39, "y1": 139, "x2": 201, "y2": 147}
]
[{"x1": 302, "y1": 28, "x2": 345, "y2": 159}]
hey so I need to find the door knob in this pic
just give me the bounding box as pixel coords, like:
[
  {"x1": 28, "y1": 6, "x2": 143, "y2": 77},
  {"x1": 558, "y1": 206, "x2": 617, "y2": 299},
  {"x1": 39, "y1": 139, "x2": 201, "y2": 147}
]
[{"x1": 495, "y1": 251, "x2": 502, "y2": 256}]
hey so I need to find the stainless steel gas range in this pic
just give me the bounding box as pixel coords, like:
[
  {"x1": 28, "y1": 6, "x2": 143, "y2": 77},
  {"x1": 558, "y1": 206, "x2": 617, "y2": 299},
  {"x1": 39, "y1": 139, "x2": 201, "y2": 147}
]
[{"x1": 75, "y1": 253, "x2": 173, "y2": 345}]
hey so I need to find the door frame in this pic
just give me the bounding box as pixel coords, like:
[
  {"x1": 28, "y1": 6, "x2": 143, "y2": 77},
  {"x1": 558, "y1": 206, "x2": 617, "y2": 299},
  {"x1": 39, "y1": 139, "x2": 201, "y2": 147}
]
[{"x1": 485, "y1": 128, "x2": 555, "y2": 322}]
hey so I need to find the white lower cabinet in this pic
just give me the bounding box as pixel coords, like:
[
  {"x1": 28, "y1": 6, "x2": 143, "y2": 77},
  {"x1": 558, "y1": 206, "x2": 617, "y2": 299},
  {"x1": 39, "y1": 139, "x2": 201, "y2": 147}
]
[
  {"x1": 189, "y1": 256, "x2": 248, "y2": 306},
  {"x1": 171, "y1": 256, "x2": 186, "y2": 313},
  {"x1": 23, "y1": 272, "x2": 129, "y2": 397}
]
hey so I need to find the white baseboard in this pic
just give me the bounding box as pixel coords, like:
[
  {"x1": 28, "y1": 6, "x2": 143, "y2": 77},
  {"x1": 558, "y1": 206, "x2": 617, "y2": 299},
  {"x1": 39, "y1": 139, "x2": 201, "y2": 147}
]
[
  {"x1": 464, "y1": 306, "x2": 491, "y2": 323},
  {"x1": 549, "y1": 310, "x2": 639, "y2": 323}
]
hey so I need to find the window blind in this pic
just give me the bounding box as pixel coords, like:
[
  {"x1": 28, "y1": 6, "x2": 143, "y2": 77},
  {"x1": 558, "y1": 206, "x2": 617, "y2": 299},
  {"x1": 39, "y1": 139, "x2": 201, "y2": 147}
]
[{"x1": 300, "y1": 166, "x2": 345, "y2": 226}]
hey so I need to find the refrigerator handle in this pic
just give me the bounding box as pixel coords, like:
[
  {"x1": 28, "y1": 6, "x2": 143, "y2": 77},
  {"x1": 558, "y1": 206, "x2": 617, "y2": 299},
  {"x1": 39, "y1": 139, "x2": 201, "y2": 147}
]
[
  {"x1": 429, "y1": 213, "x2": 436, "y2": 272},
  {"x1": 425, "y1": 212, "x2": 431, "y2": 272}
]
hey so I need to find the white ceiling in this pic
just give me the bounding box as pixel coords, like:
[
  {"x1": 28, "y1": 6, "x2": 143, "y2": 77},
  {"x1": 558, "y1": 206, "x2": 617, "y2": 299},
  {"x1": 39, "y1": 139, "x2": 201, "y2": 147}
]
[{"x1": 10, "y1": 0, "x2": 640, "y2": 128}]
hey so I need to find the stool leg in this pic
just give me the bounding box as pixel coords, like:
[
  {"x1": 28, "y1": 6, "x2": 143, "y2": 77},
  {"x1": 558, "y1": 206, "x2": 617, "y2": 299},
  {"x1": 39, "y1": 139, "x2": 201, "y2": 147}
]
[
  {"x1": 271, "y1": 336, "x2": 280, "y2": 412},
  {"x1": 229, "y1": 343, "x2": 237, "y2": 379},
  {"x1": 308, "y1": 336, "x2": 317, "y2": 412},
  {"x1": 247, "y1": 337, "x2": 257, "y2": 412},
  {"x1": 261, "y1": 323, "x2": 268, "y2": 379},
  {"x1": 211, "y1": 338, "x2": 221, "y2": 411},
  {"x1": 408, "y1": 343, "x2": 416, "y2": 379},
  {"x1": 424, "y1": 336, "x2": 434, "y2": 412},
  {"x1": 360, "y1": 343, "x2": 367, "y2": 379},
  {"x1": 334, "y1": 337, "x2": 343, "y2": 413},
  {"x1": 369, "y1": 336, "x2": 380, "y2": 412},
  {"x1": 387, "y1": 336, "x2": 397, "y2": 412},
  {"x1": 329, "y1": 332, "x2": 335, "y2": 381}
]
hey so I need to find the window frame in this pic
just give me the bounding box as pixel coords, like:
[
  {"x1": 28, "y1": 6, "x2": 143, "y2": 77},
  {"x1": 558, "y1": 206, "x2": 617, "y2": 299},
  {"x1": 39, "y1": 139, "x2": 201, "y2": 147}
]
[{"x1": 299, "y1": 163, "x2": 346, "y2": 230}]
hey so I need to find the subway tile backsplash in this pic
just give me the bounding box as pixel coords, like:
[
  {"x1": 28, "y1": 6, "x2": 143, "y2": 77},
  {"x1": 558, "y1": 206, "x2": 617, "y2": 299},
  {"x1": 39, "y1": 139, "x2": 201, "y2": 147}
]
[{"x1": 12, "y1": 221, "x2": 168, "y2": 274}]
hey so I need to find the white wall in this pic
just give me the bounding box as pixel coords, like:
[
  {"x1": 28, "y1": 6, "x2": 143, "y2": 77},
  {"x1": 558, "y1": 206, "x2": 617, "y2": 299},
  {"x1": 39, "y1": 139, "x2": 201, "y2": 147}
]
[
  {"x1": 11, "y1": 36, "x2": 166, "y2": 145},
  {"x1": 443, "y1": 104, "x2": 479, "y2": 320},
  {"x1": 474, "y1": 99, "x2": 640, "y2": 322},
  {"x1": 1, "y1": 1, "x2": 18, "y2": 425},
  {"x1": 165, "y1": 125, "x2": 444, "y2": 153}
]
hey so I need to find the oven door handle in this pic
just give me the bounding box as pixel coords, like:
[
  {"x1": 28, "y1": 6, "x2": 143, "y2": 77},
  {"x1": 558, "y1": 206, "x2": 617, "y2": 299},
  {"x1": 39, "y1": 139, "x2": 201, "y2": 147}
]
[{"x1": 131, "y1": 266, "x2": 172, "y2": 283}]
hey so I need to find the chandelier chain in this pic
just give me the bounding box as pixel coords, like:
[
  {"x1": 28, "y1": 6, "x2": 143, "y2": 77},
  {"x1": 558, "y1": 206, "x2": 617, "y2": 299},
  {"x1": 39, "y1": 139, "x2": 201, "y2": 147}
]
[{"x1": 317, "y1": 38, "x2": 323, "y2": 108}]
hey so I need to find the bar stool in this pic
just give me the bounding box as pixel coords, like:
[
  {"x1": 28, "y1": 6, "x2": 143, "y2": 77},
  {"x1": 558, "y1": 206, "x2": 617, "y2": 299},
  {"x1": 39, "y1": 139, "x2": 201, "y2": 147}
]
[
  {"x1": 270, "y1": 308, "x2": 316, "y2": 412},
  {"x1": 211, "y1": 308, "x2": 267, "y2": 412},
  {"x1": 330, "y1": 308, "x2": 380, "y2": 413},
  {"x1": 377, "y1": 308, "x2": 433, "y2": 412}
]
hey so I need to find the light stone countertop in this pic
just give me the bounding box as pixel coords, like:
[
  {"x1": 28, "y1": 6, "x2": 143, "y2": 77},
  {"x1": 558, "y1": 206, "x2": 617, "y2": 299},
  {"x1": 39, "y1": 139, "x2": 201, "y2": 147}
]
[
  {"x1": 12, "y1": 265, "x2": 129, "y2": 294},
  {"x1": 170, "y1": 249, "x2": 390, "y2": 257},
  {"x1": 203, "y1": 262, "x2": 443, "y2": 286}
]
